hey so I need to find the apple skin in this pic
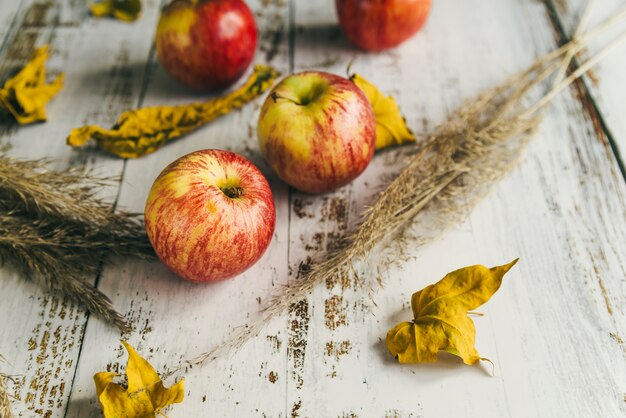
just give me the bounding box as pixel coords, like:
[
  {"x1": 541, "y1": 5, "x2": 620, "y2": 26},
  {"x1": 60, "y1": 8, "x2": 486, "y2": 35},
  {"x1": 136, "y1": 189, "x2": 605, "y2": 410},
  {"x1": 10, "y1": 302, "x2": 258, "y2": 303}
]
[
  {"x1": 335, "y1": 0, "x2": 432, "y2": 51},
  {"x1": 155, "y1": 0, "x2": 258, "y2": 91},
  {"x1": 257, "y1": 71, "x2": 375, "y2": 194},
  {"x1": 144, "y1": 149, "x2": 276, "y2": 282}
]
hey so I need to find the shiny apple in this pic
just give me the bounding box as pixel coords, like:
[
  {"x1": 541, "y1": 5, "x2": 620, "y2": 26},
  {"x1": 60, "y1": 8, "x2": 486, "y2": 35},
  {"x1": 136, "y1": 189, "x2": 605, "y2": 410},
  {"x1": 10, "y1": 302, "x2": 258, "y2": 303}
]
[
  {"x1": 144, "y1": 149, "x2": 275, "y2": 282},
  {"x1": 155, "y1": 0, "x2": 257, "y2": 91},
  {"x1": 257, "y1": 71, "x2": 375, "y2": 194},
  {"x1": 335, "y1": 0, "x2": 432, "y2": 51}
]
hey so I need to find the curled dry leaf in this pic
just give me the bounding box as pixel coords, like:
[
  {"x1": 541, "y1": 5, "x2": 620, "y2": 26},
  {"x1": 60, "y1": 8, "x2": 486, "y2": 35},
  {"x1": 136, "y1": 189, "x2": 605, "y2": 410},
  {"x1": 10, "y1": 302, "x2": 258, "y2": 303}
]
[
  {"x1": 68, "y1": 65, "x2": 281, "y2": 158},
  {"x1": 94, "y1": 341, "x2": 184, "y2": 418},
  {"x1": 350, "y1": 73, "x2": 415, "y2": 150},
  {"x1": 386, "y1": 259, "x2": 518, "y2": 364},
  {"x1": 90, "y1": 0, "x2": 142, "y2": 22},
  {"x1": 0, "y1": 45, "x2": 64, "y2": 124}
]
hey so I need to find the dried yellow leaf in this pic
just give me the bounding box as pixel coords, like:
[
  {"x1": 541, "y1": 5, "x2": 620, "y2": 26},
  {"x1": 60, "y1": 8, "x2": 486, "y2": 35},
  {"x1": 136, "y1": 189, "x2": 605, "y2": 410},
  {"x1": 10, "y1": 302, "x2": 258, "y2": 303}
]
[
  {"x1": 350, "y1": 73, "x2": 415, "y2": 150},
  {"x1": 90, "y1": 0, "x2": 142, "y2": 22},
  {"x1": 68, "y1": 64, "x2": 280, "y2": 158},
  {"x1": 386, "y1": 259, "x2": 518, "y2": 365},
  {"x1": 94, "y1": 341, "x2": 184, "y2": 418},
  {"x1": 0, "y1": 45, "x2": 63, "y2": 125}
]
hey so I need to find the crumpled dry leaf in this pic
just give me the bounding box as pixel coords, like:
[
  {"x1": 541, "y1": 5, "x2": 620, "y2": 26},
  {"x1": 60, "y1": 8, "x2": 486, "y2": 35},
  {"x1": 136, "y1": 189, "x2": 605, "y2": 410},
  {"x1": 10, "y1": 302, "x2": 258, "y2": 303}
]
[
  {"x1": 0, "y1": 45, "x2": 64, "y2": 125},
  {"x1": 94, "y1": 341, "x2": 184, "y2": 418},
  {"x1": 350, "y1": 73, "x2": 415, "y2": 150},
  {"x1": 90, "y1": 0, "x2": 142, "y2": 22},
  {"x1": 386, "y1": 259, "x2": 518, "y2": 365},
  {"x1": 68, "y1": 64, "x2": 280, "y2": 158}
]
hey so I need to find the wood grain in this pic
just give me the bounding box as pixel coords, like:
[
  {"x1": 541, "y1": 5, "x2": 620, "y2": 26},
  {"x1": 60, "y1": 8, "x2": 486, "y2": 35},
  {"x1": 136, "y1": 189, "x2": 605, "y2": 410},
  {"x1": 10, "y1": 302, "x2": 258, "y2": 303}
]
[{"x1": 0, "y1": 0, "x2": 624, "y2": 417}]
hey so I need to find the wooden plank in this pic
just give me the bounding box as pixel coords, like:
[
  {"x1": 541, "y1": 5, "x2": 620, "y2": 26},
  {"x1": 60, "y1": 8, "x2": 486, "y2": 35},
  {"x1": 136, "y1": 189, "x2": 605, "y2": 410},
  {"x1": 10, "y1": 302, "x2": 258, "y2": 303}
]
[
  {"x1": 549, "y1": 0, "x2": 626, "y2": 174},
  {"x1": 0, "y1": 1, "x2": 163, "y2": 416},
  {"x1": 284, "y1": 0, "x2": 626, "y2": 416},
  {"x1": 64, "y1": 1, "x2": 293, "y2": 417}
]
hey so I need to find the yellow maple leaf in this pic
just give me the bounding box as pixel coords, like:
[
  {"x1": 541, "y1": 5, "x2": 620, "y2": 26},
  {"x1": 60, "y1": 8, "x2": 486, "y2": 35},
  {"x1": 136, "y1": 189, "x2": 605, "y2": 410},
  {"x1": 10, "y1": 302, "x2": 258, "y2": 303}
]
[
  {"x1": 0, "y1": 45, "x2": 64, "y2": 125},
  {"x1": 90, "y1": 0, "x2": 142, "y2": 22},
  {"x1": 94, "y1": 341, "x2": 184, "y2": 418},
  {"x1": 350, "y1": 73, "x2": 415, "y2": 150},
  {"x1": 68, "y1": 64, "x2": 280, "y2": 158},
  {"x1": 386, "y1": 259, "x2": 518, "y2": 365}
]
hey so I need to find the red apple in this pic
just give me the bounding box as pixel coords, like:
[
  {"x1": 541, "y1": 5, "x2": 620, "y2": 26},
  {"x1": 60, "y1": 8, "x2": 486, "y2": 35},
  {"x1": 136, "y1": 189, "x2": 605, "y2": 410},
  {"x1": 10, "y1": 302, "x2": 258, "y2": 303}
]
[
  {"x1": 257, "y1": 71, "x2": 375, "y2": 194},
  {"x1": 155, "y1": 0, "x2": 258, "y2": 91},
  {"x1": 144, "y1": 149, "x2": 275, "y2": 282},
  {"x1": 335, "y1": 0, "x2": 432, "y2": 51}
]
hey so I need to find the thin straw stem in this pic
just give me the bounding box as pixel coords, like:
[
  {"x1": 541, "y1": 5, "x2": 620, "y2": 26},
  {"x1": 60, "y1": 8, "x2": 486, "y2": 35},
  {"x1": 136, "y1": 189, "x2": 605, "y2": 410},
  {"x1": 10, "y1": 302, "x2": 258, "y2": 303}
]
[{"x1": 523, "y1": 29, "x2": 626, "y2": 118}]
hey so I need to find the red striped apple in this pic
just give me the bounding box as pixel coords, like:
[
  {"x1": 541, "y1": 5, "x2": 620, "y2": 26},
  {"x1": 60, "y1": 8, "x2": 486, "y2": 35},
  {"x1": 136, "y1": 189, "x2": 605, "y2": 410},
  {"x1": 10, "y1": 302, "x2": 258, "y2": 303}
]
[
  {"x1": 155, "y1": 0, "x2": 257, "y2": 91},
  {"x1": 144, "y1": 149, "x2": 275, "y2": 282},
  {"x1": 257, "y1": 71, "x2": 375, "y2": 194},
  {"x1": 335, "y1": 0, "x2": 432, "y2": 51}
]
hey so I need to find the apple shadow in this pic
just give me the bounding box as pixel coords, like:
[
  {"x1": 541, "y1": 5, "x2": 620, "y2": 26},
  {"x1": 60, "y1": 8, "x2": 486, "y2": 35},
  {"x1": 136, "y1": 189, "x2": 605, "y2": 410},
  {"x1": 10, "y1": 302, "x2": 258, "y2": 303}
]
[
  {"x1": 65, "y1": 395, "x2": 102, "y2": 418},
  {"x1": 72, "y1": 59, "x2": 231, "y2": 107},
  {"x1": 142, "y1": 64, "x2": 239, "y2": 102},
  {"x1": 0, "y1": 108, "x2": 19, "y2": 127},
  {"x1": 292, "y1": 23, "x2": 365, "y2": 70}
]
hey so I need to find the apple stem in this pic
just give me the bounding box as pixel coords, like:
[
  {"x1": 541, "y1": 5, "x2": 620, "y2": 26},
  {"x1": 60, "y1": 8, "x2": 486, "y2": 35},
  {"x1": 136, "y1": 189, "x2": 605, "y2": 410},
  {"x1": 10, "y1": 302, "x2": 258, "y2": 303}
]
[
  {"x1": 221, "y1": 186, "x2": 244, "y2": 199},
  {"x1": 271, "y1": 92, "x2": 301, "y2": 106}
]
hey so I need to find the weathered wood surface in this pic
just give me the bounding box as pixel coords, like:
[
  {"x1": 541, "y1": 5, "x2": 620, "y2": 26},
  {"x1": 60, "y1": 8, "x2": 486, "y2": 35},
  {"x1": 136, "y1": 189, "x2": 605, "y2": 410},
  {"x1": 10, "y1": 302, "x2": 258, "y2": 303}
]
[
  {"x1": 551, "y1": 0, "x2": 626, "y2": 174},
  {"x1": 1, "y1": 0, "x2": 625, "y2": 417}
]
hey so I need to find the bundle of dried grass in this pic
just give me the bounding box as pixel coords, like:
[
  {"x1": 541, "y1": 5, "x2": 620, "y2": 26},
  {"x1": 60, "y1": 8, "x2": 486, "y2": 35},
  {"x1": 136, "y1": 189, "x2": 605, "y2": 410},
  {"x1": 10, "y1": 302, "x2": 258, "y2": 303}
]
[
  {"x1": 0, "y1": 356, "x2": 13, "y2": 418},
  {"x1": 0, "y1": 153, "x2": 154, "y2": 332},
  {"x1": 170, "y1": 2, "x2": 626, "y2": 373}
]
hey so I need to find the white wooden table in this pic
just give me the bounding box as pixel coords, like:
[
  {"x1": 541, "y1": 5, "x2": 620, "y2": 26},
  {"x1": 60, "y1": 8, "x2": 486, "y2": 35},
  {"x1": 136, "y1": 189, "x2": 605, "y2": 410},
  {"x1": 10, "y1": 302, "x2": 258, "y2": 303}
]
[{"x1": 1, "y1": 0, "x2": 625, "y2": 417}]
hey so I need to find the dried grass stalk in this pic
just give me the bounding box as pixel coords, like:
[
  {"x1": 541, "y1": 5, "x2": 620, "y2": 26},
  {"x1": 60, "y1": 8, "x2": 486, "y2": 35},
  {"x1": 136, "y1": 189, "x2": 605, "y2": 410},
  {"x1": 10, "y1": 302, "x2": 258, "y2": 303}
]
[
  {"x1": 0, "y1": 356, "x2": 13, "y2": 418},
  {"x1": 171, "y1": 4, "x2": 626, "y2": 373},
  {"x1": 0, "y1": 153, "x2": 155, "y2": 332},
  {"x1": 0, "y1": 375, "x2": 12, "y2": 418}
]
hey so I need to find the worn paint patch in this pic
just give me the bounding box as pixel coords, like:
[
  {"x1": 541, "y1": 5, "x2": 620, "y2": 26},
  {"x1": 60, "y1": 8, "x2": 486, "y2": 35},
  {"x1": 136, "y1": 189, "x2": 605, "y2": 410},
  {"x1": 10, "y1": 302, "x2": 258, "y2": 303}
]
[
  {"x1": 290, "y1": 399, "x2": 302, "y2": 418},
  {"x1": 589, "y1": 253, "x2": 614, "y2": 316},
  {"x1": 293, "y1": 198, "x2": 314, "y2": 219},
  {"x1": 325, "y1": 231, "x2": 344, "y2": 253},
  {"x1": 256, "y1": 0, "x2": 285, "y2": 62},
  {"x1": 609, "y1": 332, "x2": 625, "y2": 355},
  {"x1": 324, "y1": 295, "x2": 348, "y2": 330},
  {"x1": 304, "y1": 232, "x2": 324, "y2": 251},
  {"x1": 571, "y1": 79, "x2": 607, "y2": 146},
  {"x1": 1, "y1": 1, "x2": 52, "y2": 77},
  {"x1": 295, "y1": 257, "x2": 312, "y2": 279},
  {"x1": 325, "y1": 273, "x2": 352, "y2": 292},
  {"x1": 268, "y1": 370, "x2": 278, "y2": 383},
  {"x1": 266, "y1": 334, "x2": 282, "y2": 353},
  {"x1": 325, "y1": 340, "x2": 351, "y2": 361},
  {"x1": 321, "y1": 197, "x2": 348, "y2": 226},
  {"x1": 385, "y1": 407, "x2": 421, "y2": 417},
  {"x1": 287, "y1": 299, "x2": 309, "y2": 389},
  {"x1": 23, "y1": 1, "x2": 54, "y2": 27},
  {"x1": 385, "y1": 410, "x2": 401, "y2": 418},
  {"x1": 125, "y1": 291, "x2": 155, "y2": 340},
  {"x1": 14, "y1": 296, "x2": 84, "y2": 417}
]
